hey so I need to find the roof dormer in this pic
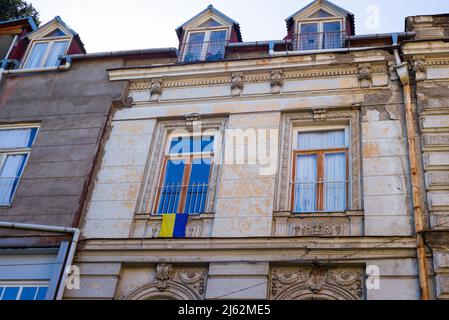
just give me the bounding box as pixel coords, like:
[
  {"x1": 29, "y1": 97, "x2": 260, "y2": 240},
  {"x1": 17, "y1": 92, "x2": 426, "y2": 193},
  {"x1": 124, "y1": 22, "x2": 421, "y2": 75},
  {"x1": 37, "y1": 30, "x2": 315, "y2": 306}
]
[
  {"x1": 176, "y1": 5, "x2": 242, "y2": 63},
  {"x1": 286, "y1": 0, "x2": 355, "y2": 51},
  {"x1": 21, "y1": 16, "x2": 85, "y2": 69}
]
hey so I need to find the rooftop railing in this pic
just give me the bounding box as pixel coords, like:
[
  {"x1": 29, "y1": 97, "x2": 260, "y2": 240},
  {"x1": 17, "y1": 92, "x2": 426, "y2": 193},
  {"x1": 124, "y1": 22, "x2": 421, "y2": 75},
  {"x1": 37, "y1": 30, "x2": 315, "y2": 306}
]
[{"x1": 156, "y1": 183, "x2": 209, "y2": 215}]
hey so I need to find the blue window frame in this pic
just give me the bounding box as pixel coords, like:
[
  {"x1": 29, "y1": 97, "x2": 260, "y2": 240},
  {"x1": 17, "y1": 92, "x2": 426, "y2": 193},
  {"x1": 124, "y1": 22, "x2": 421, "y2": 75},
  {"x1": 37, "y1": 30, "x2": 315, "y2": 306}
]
[
  {"x1": 0, "y1": 285, "x2": 48, "y2": 300},
  {"x1": 155, "y1": 135, "x2": 214, "y2": 215},
  {"x1": 0, "y1": 127, "x2": 38, "y2": 206}
]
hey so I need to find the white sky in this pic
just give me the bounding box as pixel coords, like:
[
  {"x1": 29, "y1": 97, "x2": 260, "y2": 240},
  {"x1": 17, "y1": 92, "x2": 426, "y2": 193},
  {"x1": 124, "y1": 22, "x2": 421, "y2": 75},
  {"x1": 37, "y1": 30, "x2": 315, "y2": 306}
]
[{"x1": 29, "y1": 0, "x2": 449, "y2": 53}]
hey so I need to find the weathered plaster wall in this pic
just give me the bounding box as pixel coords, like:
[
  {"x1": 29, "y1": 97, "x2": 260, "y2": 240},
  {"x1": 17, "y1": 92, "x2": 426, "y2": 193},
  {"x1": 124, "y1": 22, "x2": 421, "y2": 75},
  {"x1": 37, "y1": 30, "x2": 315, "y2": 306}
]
[{"x1": 0, "y1": 59, "x2": 125, "y2": 240}]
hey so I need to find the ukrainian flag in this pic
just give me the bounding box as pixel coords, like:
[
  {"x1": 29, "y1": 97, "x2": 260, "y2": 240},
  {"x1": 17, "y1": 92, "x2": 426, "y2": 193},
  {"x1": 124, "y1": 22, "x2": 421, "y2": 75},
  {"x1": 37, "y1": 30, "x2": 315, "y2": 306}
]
[{"x1": 159, "y1": 214, "x2": 189, "y2": 238}]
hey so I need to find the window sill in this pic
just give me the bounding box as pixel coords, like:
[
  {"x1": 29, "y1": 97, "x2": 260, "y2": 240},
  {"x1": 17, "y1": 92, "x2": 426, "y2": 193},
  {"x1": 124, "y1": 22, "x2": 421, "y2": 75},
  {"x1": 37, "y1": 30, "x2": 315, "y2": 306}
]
[
  {"x1": 273, "y1": 210, "x2": 364, "y2": 237},
  {"x1": 133, "y1": 213, "x2": 215, "y2": 238}
]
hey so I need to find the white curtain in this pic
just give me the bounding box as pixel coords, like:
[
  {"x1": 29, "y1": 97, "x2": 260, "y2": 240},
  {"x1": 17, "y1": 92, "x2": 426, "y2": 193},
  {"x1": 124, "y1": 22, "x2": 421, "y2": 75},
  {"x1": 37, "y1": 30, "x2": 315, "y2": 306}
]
[
  {"x1": 0, "y1": 129, "x2": 35, "y2": 149},
  {"x1": 294, "y1": 154, "x2": 317, "y2": 212},
  {"x1": 324, "y1": 153, "x2": 346, "y2": 212},
  {"x1": 297, "y1": 130, "x2": 345, "y2": 150},
  {"x1": 44, "y1": 41, "x2": 68, "y2": 67},
  {"x1": 0, "y1": 154, "x2": 27, "y2": 205},
  {"x1": 24, "y1": 43, "x2": 48, "y2": 69}
]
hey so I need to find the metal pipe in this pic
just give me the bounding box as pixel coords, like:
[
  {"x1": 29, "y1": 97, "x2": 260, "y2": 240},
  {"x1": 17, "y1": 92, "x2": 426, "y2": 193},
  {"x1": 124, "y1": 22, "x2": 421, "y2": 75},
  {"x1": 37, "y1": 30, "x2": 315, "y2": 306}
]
[
  {"x1": 392, "y1": 44, "x2": 431, "y2": 300},
  {"x1": 268, "y1": 43, "x2": 400, "y2": 57},
  {"x1": 4, "y1": 35, "x2": 18, "y2": 61},
  {"x1": 0, "y1": 221, "x2": 80, "y2": 300}
]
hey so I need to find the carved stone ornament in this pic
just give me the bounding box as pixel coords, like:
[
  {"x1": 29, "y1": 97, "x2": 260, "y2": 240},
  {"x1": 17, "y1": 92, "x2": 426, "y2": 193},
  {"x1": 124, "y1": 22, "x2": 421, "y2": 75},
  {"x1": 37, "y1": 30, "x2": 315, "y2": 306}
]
[
  {"x1": 123, "y1": 263, "x2": 208, "y2": 300},
  {"x1": 292, "y1": 222, "x2": 345, "y2": 237},
  {"x1": 231, "y1": 72, "x2": 244, "y2": 96},
  {"x1": 271, "y1": 265, "x2": 364, "y2": 300},
  {"x1": 413, "y1": 59, "x2": 427, "y2": 82},
  {"x1": 270, "y1": 69, "x2": 284, "y2": 94},
  {"x1": 358, "y1": 65, "x2": 372, "y2": 88},
  {"x1": 150, "y1": 79, "x2": 163, "y2": 101},
  {"x1": 313, "y1": 108, "x2": 328, "y2": 121},
  {"x1": 184, "y1": 113, "x2": 202, "y2": 129}
]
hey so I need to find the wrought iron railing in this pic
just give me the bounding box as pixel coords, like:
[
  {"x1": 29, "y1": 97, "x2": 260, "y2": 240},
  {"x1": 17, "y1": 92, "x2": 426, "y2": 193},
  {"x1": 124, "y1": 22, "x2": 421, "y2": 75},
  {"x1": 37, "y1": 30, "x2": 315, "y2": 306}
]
[
  {"x1": 293, "y1": 32, "x2": 346, "y2": 51},
  {"x1": 156, "y1": 183, "x2": 209, "y2": 215},
  {"x1": 0, "y1": 177, "x2": 18, "y2": 205},
  {"x1": 179, "y1": 40, "x2": 228, "y2": 63},
  {"x1": 292, "y1": 180, "x2": 347, "y2": 213}
]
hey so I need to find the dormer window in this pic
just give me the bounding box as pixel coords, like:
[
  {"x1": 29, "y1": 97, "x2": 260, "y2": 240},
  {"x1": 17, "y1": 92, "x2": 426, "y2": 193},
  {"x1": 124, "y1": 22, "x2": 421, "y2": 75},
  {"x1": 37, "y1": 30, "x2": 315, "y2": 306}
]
[
  {"x1": 286, "y1": 0, "x2": 354, "y2": 52},
  {"x1": 176, "y1": 5, "x2": 242, "y2": 63},
  {"x1": 298, "y1": 20, "x2": 342, "y2": 50},
  {"x1": 183, "y1": 29, "x2": 228, "y2": 62},
  {"x1": 20, "y1": 17, "x2": 85, "y2": 69}
]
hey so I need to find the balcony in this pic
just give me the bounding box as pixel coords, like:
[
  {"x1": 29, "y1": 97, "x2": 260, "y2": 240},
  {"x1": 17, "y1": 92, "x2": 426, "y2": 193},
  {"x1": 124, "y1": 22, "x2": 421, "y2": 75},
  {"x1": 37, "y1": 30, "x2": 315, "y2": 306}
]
[
  {"x1": 179, "y1": 40, "x2": 228, "y2": 63},
  {"x1": 293, "y1": 31, "x2": 345, "y2": 51},
  {"x1": 156, "y1": 182, "x2": 209, "y2": 215}
]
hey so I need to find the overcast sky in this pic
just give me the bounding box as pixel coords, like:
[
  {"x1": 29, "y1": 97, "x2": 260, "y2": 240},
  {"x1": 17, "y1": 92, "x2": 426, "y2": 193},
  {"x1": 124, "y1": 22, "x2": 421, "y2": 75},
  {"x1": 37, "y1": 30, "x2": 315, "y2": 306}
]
[{"x1": 29, "y1": 0, "x2": 449, "y2": 53}]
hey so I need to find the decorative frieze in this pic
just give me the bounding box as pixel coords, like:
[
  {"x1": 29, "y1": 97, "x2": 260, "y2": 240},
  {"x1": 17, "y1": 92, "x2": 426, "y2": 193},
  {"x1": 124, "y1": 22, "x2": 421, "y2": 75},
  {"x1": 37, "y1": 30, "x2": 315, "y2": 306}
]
[
  {"x1": 124, "y1": 263, "x2": 208, "y2": 300},
  {"x1": 290, "y1": 222, "x2": 347, "y2": 237},
  {"x1": 270, "y1": 265, "x2": 364, "y2": 300}
]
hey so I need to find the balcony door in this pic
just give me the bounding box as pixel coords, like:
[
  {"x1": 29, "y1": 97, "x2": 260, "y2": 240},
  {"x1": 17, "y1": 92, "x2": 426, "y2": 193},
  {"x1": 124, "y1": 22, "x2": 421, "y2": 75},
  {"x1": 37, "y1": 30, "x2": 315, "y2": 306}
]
[{"x1": 298, "y1": 20, "x2": 342, "y2": 50}]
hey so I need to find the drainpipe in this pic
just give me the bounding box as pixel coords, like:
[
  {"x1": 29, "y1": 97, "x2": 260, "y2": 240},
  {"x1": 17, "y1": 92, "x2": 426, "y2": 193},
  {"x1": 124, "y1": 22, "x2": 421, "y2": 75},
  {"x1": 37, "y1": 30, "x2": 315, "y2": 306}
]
[
  {"x1": 392, "y1": 34, "x2": 430, "y2": 300},
  {"x1": 0, "y1": 221, "x2": 80, "y2": 300}
]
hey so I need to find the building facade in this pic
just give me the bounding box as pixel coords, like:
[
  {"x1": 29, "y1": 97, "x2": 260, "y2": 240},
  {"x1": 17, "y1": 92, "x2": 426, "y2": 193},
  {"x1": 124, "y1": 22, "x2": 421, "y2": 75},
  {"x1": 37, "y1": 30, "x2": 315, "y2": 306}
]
[{"x1": 0, "y1": 0, "x2": 449, "y2": 300}]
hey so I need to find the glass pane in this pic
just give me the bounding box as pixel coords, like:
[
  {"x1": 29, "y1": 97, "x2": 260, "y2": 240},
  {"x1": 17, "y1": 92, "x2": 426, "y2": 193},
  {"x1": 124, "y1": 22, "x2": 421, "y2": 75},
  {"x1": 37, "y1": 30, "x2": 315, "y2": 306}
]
[
  {"x1": 297, "y1": 130, "x2": 346, "y2": 150},
  {"x1": 157, "y1": 159, "x2": 186, "y2": 214},
  {"x1": 294, "y1": 154, "x2": 317, "y2": 213},
  {"x1": 184, "y1": 162, "x2": 212, "y2": 214},
  {"x1": 324, "y1": 153, "x2": 347, "y2": 211},
  {"x1": 2, "y1": 287, "x2": 19, "y2": 300},
  {"x1": 36, "y1": 287, "x2": 48, "y2": 300},
  {"x1": 0, "y1": 154, "x2": 28, "y2": 205},
  {"x1": 198, "y1": 19, "x2": 222, "y2": 28},
  {"x1": 44, "y1": 41, "x2": 68, "y2": 67},
  {"x1": 0, "y1": 287, "x2": 4, "y2": 298},
  {"x1": 0, "y1": 128, "x2": 38, "y2": 149},
  {"x1": 299, "y1": 23, "x2": 319, "y2": 50},
  {"x1": 170, "y1": 135, "x2": 214, "y2": 155},
  {"x1": 184, "y1": 32, "x2": 205, "y2": 62},
  {"x1": 44, "y1": 29, "x2": 66, "y2": 37},
  {"x1": 206, "y1": 30, "x2": 227, "y2": 61},
  {"x1": 24, "y1": 42, "x2": 48, "y2": 68},
  {"x1": 323, "y1": 22, "x2": 342, "y2": 49},
  {"x1": 20, "y1": 287, "x2": 38, "y2": 300}
]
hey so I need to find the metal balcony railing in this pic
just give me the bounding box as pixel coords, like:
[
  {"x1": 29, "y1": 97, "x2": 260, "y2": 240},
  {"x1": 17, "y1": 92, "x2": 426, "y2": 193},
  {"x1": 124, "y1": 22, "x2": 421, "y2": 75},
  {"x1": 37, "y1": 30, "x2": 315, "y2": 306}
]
[
  {"x1": 156, "y1": 183, "x2": 209, "y2": 215},
  {"x1": 0, "y1": 177, "x2": 18, "y2": 205},
  {"x1": 179, "y1": 40, "x2": 228, "y2": 63},
  {"x1": 293, "y1": 32, "x2": 346, "y2": 51},
  {"x1": 292, "y1": 180, "x2": 347, "y2": 213}
]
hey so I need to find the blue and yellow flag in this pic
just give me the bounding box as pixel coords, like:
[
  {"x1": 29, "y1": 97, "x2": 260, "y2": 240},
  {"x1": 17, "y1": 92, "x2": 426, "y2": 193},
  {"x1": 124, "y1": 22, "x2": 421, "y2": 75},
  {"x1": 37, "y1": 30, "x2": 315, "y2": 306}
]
[{"x1": 159, "y1": 214, "x2": 189, "y2": 238}]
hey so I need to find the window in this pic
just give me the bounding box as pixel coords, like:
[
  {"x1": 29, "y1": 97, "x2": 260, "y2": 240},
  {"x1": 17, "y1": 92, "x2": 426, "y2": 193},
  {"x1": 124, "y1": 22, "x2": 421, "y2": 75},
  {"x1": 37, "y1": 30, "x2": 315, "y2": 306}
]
[
  {"x1": 182, "y1": 29, "x2": 228, "y2": 62},
  {"x1": 0, "y1": 126, "x2": 38, "y2": 206},
  {"x1": 292, "y1": 128, "x2": 349, "y2": 213},
  {"x1": 0, "y1": 283, "x2": 48, "y2": 300},
  {"x1": 154, "y1": 134, "x2": 215, "y2": 215},
  {"x1": 23, "y1": 34, "x2": 69, "y2": 69},
  {"x1": 297, "y1": 20, "x2": 342, "y2": 50}
]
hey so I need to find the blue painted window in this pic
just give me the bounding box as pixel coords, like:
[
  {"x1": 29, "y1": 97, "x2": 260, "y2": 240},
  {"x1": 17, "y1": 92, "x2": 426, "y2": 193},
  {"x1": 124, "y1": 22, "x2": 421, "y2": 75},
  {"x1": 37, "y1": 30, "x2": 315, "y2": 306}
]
[
  {"x1": 0, "y1": 285, "x2": 48, "y2": 300},
  {"x1": 156, "y1": 135, "x2": 214, "y2": 215},
  {"x1": 0, "y1": 127, "x2": 38, "y2": 206}
]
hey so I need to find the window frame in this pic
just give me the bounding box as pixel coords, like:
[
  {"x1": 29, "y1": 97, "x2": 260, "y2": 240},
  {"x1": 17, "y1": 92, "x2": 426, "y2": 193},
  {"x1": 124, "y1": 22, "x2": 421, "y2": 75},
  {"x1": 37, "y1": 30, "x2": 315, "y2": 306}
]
[
  {"x1": 21, "y1": 34, "x2": 71, "y2": 69},
  {"x1": 297, "y1": 19, "x2": 343, "y2": 50},
  {"x1": 154, "y1": 132, "x2": 215, "y2": 215},
  {"x1": 182, "y1": 28, "x2": 229, "y2": 62},
  {"x1": 0, "y1": 281, "x2": 49, "y2": 301},
  {"x1": 0, "y1": 124, "x2": 39, "y2": 207},
  {"x1": 276, "y1": 111, "x2": 361, "y2": 213},
  {"x1": 139, "y1": 118, "x2": 227, "y2": 216}
]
